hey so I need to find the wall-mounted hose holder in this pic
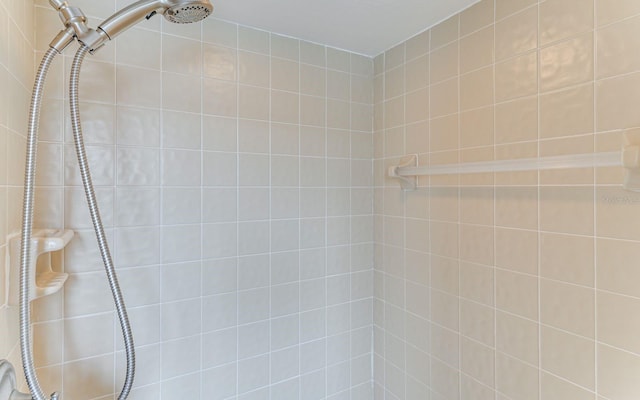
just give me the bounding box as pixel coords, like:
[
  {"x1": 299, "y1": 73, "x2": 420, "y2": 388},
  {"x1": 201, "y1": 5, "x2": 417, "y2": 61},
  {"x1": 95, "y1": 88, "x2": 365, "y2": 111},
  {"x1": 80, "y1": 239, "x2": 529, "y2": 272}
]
[{"x1": 6, "y1": 229, "x2": 73, "y2": 306}]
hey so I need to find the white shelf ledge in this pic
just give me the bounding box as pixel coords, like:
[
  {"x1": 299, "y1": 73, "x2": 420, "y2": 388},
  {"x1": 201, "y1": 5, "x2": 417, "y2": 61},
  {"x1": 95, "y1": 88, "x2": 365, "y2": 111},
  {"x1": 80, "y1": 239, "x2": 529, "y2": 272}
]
[
  {"x1": 388, "y1": 130, "x2": 640, "y2": 191},
  {"x1": 6, "y1": 229, "x2": 73, "y2": 305}
]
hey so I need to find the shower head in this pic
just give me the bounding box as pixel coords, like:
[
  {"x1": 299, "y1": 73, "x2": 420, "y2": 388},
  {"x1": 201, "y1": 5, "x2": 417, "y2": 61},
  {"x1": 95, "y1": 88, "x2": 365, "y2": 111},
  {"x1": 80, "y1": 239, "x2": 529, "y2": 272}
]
[
  {"x1": 97, "y1": 0, "x2": 213, "y2": 41},
  {"x1": 164, "y1": 1, "x2": 213, "y2": 23}
]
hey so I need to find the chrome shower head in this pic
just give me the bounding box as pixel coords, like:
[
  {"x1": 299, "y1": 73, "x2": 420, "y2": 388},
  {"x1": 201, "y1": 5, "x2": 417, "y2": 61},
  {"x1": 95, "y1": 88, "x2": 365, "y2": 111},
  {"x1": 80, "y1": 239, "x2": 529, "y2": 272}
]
[
  {"x1": 97, "y1": 0, "x2": 213, "y2": 41},
  {"x1": 164, "y1": 1, "x2": 213, "y2": 23}
]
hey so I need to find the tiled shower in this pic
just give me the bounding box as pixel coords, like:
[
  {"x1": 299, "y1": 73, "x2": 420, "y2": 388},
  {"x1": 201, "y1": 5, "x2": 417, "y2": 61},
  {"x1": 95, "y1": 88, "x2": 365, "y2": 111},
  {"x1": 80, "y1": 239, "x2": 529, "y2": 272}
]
[{"x1": 2, "y1": 0, "x2": 640, "y2": 399}]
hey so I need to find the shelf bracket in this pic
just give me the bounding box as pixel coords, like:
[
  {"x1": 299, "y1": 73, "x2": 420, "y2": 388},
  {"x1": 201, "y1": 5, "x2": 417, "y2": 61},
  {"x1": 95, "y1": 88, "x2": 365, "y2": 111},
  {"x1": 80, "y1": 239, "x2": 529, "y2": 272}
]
[{"x1": 388, "y1": 154, "x2": 417, "y2": 191}]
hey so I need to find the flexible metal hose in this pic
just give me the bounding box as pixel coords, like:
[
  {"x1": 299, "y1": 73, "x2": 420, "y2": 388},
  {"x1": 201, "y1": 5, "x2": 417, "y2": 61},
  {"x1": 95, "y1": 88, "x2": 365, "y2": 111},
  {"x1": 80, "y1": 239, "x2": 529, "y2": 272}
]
[
  {"x1": 70, "y1": 45, "x2": 135, "y2": 399},
  {"x1": 19, "y1": 47, "x2": 60, "y2": 400}
]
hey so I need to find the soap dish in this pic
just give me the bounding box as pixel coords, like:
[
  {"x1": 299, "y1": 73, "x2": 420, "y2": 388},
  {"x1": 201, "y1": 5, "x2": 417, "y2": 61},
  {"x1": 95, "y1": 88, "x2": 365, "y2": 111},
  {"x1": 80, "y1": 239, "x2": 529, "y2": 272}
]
[{"x1": 6, "y1": 229, "x2": 74, "y2": 305}]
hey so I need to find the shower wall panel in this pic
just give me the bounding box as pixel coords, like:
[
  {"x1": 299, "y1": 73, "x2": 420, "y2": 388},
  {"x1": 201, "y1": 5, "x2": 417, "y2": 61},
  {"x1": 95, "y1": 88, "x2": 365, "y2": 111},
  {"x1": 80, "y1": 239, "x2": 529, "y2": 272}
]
[
  {"x1": 373, "y1": 0, "x2": 640, "y2": 399},
  {"x1": 0, "y1": 0, "x2": 36, "y2": 387},
  {"x1": 30, "y1": 3, "x2": 375, "y2": 399}
]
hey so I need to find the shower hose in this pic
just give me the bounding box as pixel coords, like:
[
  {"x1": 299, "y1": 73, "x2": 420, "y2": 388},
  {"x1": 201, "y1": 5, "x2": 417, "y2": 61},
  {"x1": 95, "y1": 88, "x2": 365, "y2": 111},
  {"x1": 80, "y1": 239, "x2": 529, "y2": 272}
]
[{"x1": 19, "y1": 45, "x2": 135, "y2": 400}]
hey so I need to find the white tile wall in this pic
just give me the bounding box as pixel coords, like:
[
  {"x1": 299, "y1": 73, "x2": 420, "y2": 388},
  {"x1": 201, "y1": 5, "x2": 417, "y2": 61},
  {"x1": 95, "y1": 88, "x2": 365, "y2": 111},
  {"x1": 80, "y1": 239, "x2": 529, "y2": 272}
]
[
  {"x1": 0, "y1": 2, "x2": 376, "y2": 399},
  {"x1": 374, "y1": 1, "x2": 640, "y2": 399},
  {"x1": 0, "y1": 0, "x2": 36, "y2": 387}
]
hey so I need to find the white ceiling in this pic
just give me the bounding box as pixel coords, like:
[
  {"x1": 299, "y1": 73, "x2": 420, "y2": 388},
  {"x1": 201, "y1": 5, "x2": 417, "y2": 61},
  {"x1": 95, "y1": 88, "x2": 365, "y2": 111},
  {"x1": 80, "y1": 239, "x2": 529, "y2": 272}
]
[{"x1": 212, "y1": 0, "x2": 481, "y2": 57}]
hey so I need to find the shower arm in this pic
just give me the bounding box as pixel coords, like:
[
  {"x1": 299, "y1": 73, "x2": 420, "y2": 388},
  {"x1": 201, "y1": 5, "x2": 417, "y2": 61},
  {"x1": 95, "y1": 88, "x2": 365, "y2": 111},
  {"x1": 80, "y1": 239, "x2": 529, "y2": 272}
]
[
  {"x1": 47, "y1": 0, "x2": 108, "y2": 53},
  {"x1": 47, "y1": 0, "x2": 161, "y2": 54}
]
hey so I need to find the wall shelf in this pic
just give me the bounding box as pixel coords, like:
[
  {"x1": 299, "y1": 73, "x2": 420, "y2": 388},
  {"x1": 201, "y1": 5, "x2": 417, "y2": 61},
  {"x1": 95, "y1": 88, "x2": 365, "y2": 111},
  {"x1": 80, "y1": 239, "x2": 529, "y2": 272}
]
[{"x1": 6, "y1": 229, "x2": 74, "y2": 306}]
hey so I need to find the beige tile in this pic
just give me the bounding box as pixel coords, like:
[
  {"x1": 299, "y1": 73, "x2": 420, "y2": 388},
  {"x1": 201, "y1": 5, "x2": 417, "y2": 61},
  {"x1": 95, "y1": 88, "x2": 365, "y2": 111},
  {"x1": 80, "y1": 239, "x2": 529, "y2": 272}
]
[
  {"x1": 431, "y1": 15, "x2": 459, "y2": 50},
  {"x1": 541, "y1": 326, "x2": 595, "y2": 390},
  {"x1": 461, "y1": 106, "x2": 494, "y2": 149},
  {"x1": 384, "y1": 97, "x2": 404, "y2": 129},
  {"x1": 460, "y1": 187, "x2": 494, "y2": 225},
  {"x1": 495, "y1": 7, "x2": 538, "y2": 61},
  {"x1": 63, "y1": 355, "x2": 114, "y2": 399},
  {"x1": 541, "y1": 372, "x2": 596, "y2": 400},
  {"x1": 374, "y1": 53, "x2": 384, "y2": 75},
  {"x1": 203, "y1": 44, "x2": 237, "y2": 81},
  {"x1": 405, "y1": 55, "x2": 429, "y2": 89},
  {"x1": 430, "y1": 114, "x2": 459, "y2": 152},
  {"x1": 496, "y1": 311, "x2": 538, "y2": 365},
  {"x1": 406, "y1": 218, "x2": 429, "y2": 253},
  {"x1": 460, "y1": 26, "x2": 494, "y2": 74},
  {"x1": 459, "y1": 148, "x2": 494, "y2": 187},
  {"x1": 406, "y1": 30, "x2": 430, "y2": 61},
  {"x1": 496, "y1": 52, "x2": 538, "y2": 102},
  {"x1": 595, "y1": 130, "x2": 626, "y2": 185},
  {"x1": 495, "y1": 228, "x2": 538, "y2": 275},
  {"x1": 540, "y1": 187, "x2": 594, "y2": 235},
  {"x1": 203, "y1": 78, "x2": 237, "y2": 117},
  {"x1": 496, "y1": 269, "x2": 538, "y2": 320},
  {"x1": 272, "y1": 90, "x2": 300, "y2": 124},
  {"x1": 598, "y1": 343, "x2": 640, "y2": 399},
  {"x1": 460, "y1": 261, "x2": 494, "y2": 306},
  {"x1": 406, "y1": 121, "x2": 429, "y2": 155},
  {"x1": 540, "y1": 33, "x2": 594, "y2": 93},
  {"x1": 271, "y1": 33, "x2": 299, "y2": 61},
  {"x1": 540, "y1": 279, "x2": 595, "y2": 338},
  {"x1": 271, "y1": 58, "x2": 299, "y2": 93},
  {"x1": 406, "y1": 88, "x2": 429, "y2": 124},
  {"x1": 431, "y1": 323, "x2": 460, "y2": 369},
  {"x1": 460, "y1": 224, "x2": 494, "y2": 266},
  {"x1": 540, "y1": 233, "x2": 594, "y2": 287},
  {"x1": 431, "y1": 255, "x2": 459, "y2": 295},
  {"x1": 597, "y1": 0, "x2": 640, "y2": 26},
  {"x1": 430, "y1": 221, "x2": 458, "y2": 259},
  {"x1": 301, "y1": 64, "x2": 326, "y2": 97},
  {"x1": 238, "y1": 51, "x2": 270, "y2": 87},
  {"x1": 496, "y1": 0, "x2": 537, "y2": 21},
  {"x1": 495, "y1": 187, "x2": 538, "y2": 230},
  {"x1": 431, "y1": 290, "x2": 459, "y2": 331},
  {"x1": 430, "y1": 42, "x2": 459, "y2": 84},
  {"x1": 330, "y1": 69, "x2": 350, "y2": 101},
  {"x1": 0, "y1": 246, "x2": 5, "y2": 306},
  {"x1": 460, "y1": 299, "x2": 495, "y2": 347},
  {"x1": 598, "y1": 15, "x2": 640, "y2": 80},
  {"x1": 598, "y1": 291, "x2": 640, "y2": 354},
  {"x1": 495, "y1": 352, "x2": 539, "y2": 400},
  {"x1": 429, "y1": 150, "x2": 459, "y2": 187},
  {"x1": 460, "y1": 67, "x2": 494, "y2": 111},
  {"x1": 383, "y1": 126, "x2": 404, "y2": 158},
  {"x1": 495, "y1": 96, "x2": 538, "y2": 144},
  {"x1": 540, "y1": 84, "x2": 594, "y2": 139},
  {"x1": 461, "y1": 337, "x2": 494, "y2": 387},
  {"x1": 539, "y1": 135, "x2": 595, "y2": 186},
  {"x1": 461, "y1": 374, "x2": 495, "y2": 400},
  {"x1": 540, "y1": 0, "x2": 594, "y2": 45},
  {"x1": 385, "y1": 65, "x2": 405, "y2": 100},
  {"x1": 461, "y1": 0, "x2": 495, "y2": 37},
  {"x1": 597, "y1": 72, "x2": 640, "y2": 131},
  {"x1": 300, "y1": 96, "x2": 327, "y2": 127},
  {"x1": 430, "y1": 187, "x2": 459, "y2": 222},
  {"x1": 385, "y1": 42, "x2": 405, "y2": 71},
  {"x1": 597, "y1": 187, "x2": 640, "y2": 240},
  {"x1": 238, "y1": 85, "x2": 269, "y2": 121},
  {"x1": 238, "y1": 26, "x2": 269, "y2": 54},
  {"x1": 597, "y1": 238, "x2": 640, "y2": 297},
  {"x1": 431, "y1": 357, "x2": 461, "y2": 400},
  {"x1": 33, "y1": 320, "x2": 62, "y2": 367}
]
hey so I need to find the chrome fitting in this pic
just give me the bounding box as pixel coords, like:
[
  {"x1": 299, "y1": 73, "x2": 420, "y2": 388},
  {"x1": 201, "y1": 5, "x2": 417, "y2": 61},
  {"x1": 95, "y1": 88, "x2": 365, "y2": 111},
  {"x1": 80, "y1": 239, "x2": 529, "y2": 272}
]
[
  {"x1": 48, "y1": 0, "x2": 67, "y2": 11},
  {"x1": 49, "y1": 26, "x2": 76, "y2": 53},
  {"x1": 78, "y1": 28, "x2": 110, "y2": 54},
  {"x1": 58, "y1": 6, "x2": 90, "y2": 37}
]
